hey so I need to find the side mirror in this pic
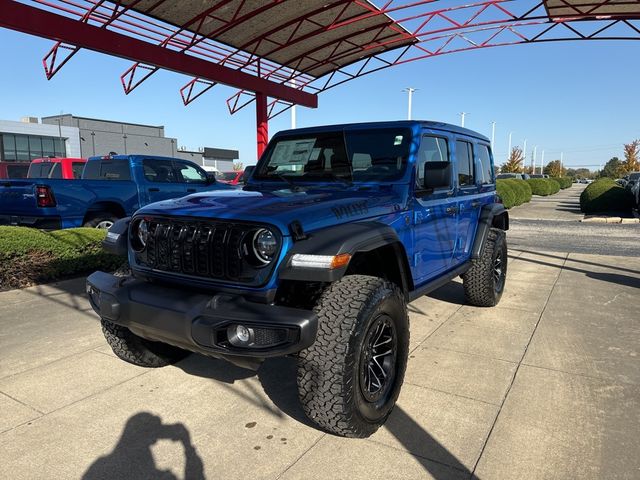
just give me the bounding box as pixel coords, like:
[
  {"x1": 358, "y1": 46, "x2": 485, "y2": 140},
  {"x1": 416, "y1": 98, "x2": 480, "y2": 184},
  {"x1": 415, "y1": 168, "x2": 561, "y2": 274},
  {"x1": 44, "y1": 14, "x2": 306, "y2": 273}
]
[
  {"x1": 241, "y1": 165, "x2": 255, "y2": 183},
  {"x1": 423, "y1": 161, "x2": 452, "y2": 191},
  {"x1": 206, "y1": 172, "x2": 217, "y2": 183}
]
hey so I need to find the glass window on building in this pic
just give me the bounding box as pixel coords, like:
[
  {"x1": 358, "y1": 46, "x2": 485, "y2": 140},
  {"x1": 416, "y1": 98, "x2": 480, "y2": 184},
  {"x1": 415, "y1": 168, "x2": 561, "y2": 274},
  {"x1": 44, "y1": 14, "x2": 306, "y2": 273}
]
[
  {"x1": 42, "y1": 137, "x2": 56, "y2": 157},
  {"x1": 2, "y1": 134, "x2": 16, "y2": 161},
  {"x1": 0, "y1": 133, "x2": 66, "y2": 162},
  {"x1": 15, "y1": 136, "x2": 29, "y2": 161},
  {"x1": 29, "y1": 136, "x2": 43, "y2": 160}
]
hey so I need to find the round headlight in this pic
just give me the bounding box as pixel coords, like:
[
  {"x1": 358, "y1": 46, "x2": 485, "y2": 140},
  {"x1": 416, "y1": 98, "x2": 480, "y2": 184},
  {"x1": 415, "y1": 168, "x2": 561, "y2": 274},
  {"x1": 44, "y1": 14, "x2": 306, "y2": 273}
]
[
  {"x1": 131, "y1": 218, "x2": 149, "y2": 252},
  {"x1": 252, "y1": 228, "x2": 278, "y2": 264}
]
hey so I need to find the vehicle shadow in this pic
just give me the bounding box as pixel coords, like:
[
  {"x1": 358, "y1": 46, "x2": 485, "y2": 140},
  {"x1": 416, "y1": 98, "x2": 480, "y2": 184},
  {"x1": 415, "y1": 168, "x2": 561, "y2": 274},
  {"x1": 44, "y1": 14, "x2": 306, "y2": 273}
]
[
  {"x1": 425, "y1": 280, "x2": 466, "y2": 306},
  {"x1": 178, "y1": 355, "x2": 476, "y2": 479},
  {"x1": 82, "y1": 412, "x2": 205, "y2": 480}
]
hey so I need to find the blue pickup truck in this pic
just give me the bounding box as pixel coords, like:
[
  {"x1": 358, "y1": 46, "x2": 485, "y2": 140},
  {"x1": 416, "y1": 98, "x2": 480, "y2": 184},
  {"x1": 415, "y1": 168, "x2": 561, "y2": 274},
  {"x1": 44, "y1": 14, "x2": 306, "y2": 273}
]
[
  {"x1": 88, "y1": 120, "x2": 509, "y2": 438},
  {"x1": 0, "y1": 154, "x2": 230, "y2": 230}
]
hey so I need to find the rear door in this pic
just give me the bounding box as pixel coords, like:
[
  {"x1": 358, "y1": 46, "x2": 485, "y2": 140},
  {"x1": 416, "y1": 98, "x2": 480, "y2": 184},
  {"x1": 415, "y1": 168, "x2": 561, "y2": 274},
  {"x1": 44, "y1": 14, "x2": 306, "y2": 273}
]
[
  {"x1": 453, "y1": 138, "x2": 480, "y2": 264},
  {"x1": 141, "y1": 158, "x2": 185, "y2": 203},
  {"x1": 174, "y1": 161, "x2": 210, "y2": 193},
  {"x1": 411, "y1": 134, "x2": 458, "y2": 285}
]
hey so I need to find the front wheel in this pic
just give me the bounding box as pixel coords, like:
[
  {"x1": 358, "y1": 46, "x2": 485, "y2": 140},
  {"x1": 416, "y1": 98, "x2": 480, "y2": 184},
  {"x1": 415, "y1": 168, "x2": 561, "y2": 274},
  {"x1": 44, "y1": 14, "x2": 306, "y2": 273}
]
[
  {"x1": 297, "y1": 275, "x2": 409, "y2": 438},
  {"x1": 83, "y1": 212, "x2": 118, "y2": 230}
]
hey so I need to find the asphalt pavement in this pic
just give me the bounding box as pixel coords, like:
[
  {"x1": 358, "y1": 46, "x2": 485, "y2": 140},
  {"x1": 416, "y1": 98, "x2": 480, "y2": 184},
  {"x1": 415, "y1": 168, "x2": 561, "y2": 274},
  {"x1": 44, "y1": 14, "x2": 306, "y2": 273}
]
[
  {"x1": 1, "y1": 186, "x2": 639, "y2": 480},
  {"x1": 509, "y1": 184, "x2": 640, "y2": 256}
]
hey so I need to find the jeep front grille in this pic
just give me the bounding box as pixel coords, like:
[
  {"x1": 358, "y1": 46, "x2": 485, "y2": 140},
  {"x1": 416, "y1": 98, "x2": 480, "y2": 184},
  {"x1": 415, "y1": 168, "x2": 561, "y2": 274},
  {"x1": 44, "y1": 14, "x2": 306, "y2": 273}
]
[{"x1": 137, "y1": 217, "x2": 277, "y2": 286}]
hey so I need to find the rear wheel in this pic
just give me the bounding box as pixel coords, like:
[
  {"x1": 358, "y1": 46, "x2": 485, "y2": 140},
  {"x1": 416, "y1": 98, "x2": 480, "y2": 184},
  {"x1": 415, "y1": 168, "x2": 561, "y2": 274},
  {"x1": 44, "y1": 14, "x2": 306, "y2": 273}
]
[
  {"x1": 297, "y1": 275, "x2": 409, "y2": 438},
  {"x1": 462, "y1": 228, "x2": 507, "y2": 307},
  {"x1": 101, "y1": 318, "x2": 189, "y2": 368},
  {"x1": 83, "y1": 213, "x2": 118, "y2": 230}
]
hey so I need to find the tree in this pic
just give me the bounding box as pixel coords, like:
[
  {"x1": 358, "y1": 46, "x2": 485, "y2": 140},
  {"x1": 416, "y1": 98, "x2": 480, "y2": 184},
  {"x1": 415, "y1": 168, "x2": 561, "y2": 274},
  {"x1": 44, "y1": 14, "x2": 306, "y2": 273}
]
[
  {"x1": 600, "y1": 157, "x2": 623, "y2": 179},
  {"x1": 574, "y1": 168, "x2": 593, "y2": 179},
  {"x1": 232, "y1": 161, "x2": 244, "y2": 171},
  {"x1": 543, "y1": 160, "x2": 564, "y2": 177},
  {"x1": 501, "y1": 146, "x2": 524, "y2": 173},
  {"x1": 622, "y1": 140, "x2": 639, "y2": 174}
]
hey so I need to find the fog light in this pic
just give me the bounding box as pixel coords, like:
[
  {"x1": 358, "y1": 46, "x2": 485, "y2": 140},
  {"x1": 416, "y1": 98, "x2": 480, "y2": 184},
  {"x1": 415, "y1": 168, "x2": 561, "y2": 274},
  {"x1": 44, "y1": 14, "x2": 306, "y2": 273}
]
[
  {"x1": 236, "y1": 325, "x2": 250, "y2": 343},
  {"x1": 227, "y1": 324, "x2": 255, "y2": 347}
]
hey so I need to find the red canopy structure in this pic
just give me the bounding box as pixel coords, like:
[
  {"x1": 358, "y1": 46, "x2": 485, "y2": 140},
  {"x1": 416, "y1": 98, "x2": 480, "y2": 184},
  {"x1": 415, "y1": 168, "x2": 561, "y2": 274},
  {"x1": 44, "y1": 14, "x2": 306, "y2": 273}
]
[{"x1": 1, "y1": 0, "x2": 639, "y2": 157}]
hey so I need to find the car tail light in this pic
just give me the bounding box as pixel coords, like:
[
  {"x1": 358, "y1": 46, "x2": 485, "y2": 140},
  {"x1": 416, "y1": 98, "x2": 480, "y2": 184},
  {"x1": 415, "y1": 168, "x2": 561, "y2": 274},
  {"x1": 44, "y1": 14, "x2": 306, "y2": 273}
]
[{"x1": 36, "y1": 185, "x2": 56, "y2": 207}]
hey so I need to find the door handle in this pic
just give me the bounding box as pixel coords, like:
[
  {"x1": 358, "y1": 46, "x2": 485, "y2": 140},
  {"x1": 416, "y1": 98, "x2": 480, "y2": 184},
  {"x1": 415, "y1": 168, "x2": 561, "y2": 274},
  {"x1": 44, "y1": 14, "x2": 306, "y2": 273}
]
[
  {"x1": 471, "y1": 201, "x2": 481, "y2": 208},
  {"x1": 149, "y1": 188, "x2": 160, "y2": 192},
  {"x1": 446, "y1": 206, "x2": 458, "y2": 215}
]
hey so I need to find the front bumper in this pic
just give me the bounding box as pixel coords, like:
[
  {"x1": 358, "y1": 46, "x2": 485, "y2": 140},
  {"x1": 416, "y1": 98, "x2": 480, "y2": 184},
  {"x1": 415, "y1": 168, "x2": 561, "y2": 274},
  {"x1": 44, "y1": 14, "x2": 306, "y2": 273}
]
[
  {"x1": 86, "y1": 271, "x2": 318, "y2": 362},
  {"x1": 0, "y1": 215, "x2": 61, "y2": 230}
]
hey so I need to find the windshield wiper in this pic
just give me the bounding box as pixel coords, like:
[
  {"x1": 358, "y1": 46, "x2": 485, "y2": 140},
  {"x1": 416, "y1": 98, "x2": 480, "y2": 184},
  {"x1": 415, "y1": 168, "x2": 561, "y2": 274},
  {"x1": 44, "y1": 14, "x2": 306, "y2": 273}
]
[{"x1": 276, "y1": 174, "x2": 304, "y2": 191}]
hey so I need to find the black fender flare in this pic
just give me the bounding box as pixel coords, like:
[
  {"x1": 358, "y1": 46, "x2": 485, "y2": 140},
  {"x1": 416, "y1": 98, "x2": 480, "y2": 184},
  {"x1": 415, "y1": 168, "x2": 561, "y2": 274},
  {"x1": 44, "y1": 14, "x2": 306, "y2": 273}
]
[
  {"x1": 471, "y1": 203, "x2": 509, "y2": 259},
  {"x1": 278, "y1": 222, "x2": 410, "y2": 288},
  {"x1": 102, "y1": 216, "x2": 131, "y2": 256}
]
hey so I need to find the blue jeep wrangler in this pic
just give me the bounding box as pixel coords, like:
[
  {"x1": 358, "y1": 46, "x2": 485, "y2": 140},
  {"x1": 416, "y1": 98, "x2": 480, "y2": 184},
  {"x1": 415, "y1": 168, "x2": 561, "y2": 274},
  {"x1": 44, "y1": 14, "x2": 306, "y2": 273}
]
[{"x1": 87, "y1": 121, "x2": 508, "y2": 437}]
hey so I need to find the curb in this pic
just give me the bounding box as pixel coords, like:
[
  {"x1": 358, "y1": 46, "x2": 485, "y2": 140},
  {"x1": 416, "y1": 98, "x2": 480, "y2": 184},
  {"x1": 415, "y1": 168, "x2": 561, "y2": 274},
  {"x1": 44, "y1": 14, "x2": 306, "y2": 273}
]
[{"x1": 581, "y1": 216, "x2": 640, "y2": 224}]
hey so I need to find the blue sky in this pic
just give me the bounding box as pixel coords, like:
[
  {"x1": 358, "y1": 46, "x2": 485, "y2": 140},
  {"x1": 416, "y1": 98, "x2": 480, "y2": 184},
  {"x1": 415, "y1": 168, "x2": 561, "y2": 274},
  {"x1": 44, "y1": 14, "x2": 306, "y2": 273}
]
[{"x1": 0, "y1": 27, "x2": 638, "y2": 169}]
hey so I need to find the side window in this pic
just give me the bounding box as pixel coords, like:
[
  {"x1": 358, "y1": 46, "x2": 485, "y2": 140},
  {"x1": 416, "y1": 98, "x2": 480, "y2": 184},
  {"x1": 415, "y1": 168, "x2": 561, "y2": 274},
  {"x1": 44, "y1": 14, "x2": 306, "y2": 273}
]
[
  {"x1": 143, "y1": 159, "x2": 177, "y2": 183},
  {"x1": 175, "y1": 162, "x2": 208, "y2": 184},
  {"x1": 455, "y1": 140, "x2": 474, "y2": 187},
  {"x1": 100, "y1": 161, "x2": 131, "y2": 181},
  {"x1": 477, "y1": 144, "x2": 494, "y2": 184},
  {"x1": 416, "y1": 135, "x2": 449, "y2": 188},
  {"x1": 72, "y1": 162, "x2": 85, "y2": 179}
]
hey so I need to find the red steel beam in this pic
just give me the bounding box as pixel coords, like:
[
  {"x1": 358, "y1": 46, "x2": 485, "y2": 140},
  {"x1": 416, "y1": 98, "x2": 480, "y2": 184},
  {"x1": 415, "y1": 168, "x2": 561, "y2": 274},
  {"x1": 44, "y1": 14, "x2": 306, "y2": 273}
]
[
  {"x1": 255, "y1": 92, "x2": 269, "y2": 159},
  {"x1": 0, "y1": 0, "x2": 317, "y2": 108}
]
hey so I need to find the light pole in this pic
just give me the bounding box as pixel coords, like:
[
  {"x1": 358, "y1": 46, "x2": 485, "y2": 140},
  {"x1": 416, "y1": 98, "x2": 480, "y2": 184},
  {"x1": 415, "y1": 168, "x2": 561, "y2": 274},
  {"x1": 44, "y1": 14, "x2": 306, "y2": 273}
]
[
  {"x1": 490, "y1": 121, "x2": 496, "y2": 149},
  {"x1": 507, "y1": 132, "x2": 513, "y2": 161},
  {"x1": 402, "y1": 88, "x2": 417, "y2": 120},
  {"x1": 523, "y1": 139, "x2": 527, "y2": 171},
  {"x1": 540, "y1": 150, "x2": 545, "y2": 175},
  {"x1": 460, "y1": 112, "x2": 468, "y2": 127},
  {"x1": 533, "y1": 145, "x2": 538, "y2": 173},
  {"x1": 560, "y1": 152, "x2": 564, "y2": 175}
]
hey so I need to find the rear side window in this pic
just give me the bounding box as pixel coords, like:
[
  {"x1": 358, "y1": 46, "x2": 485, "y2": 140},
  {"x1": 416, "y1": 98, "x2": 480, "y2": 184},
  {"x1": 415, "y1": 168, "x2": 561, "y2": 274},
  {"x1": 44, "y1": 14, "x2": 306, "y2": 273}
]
[
  {"x1": 416, "y1": 136, "x2": 449, "y2": 187},
  {"x1": 143, "y1": 159, "x2": 177, "y2": 183},
  {"x1": 455, "y1": 141, "x2": 474, "y2": 187},
  {"x1": 72, "y1": 162, "x2": 85, "y2": 179},
  {"x1": 477, "y1": 144, "x2": 494, "y2": 184},
  {"x1": 82, "y1": 160, "x2": 131, "y2": 180}
]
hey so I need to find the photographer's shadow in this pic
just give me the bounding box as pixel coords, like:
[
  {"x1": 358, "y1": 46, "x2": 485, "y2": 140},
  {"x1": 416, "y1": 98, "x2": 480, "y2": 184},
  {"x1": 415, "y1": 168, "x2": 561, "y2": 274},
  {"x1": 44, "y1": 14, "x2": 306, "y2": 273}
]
[{"x1": 82, "y1": 412, "x2": 205, "y2": 480}]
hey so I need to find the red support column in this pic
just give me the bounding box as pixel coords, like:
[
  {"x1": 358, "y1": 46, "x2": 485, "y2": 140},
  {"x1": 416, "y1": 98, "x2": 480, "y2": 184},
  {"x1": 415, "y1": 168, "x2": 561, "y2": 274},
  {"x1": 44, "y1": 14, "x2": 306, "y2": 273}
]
[{"x1": 256, "y1": 92, "x2": 269, "y2": 160}]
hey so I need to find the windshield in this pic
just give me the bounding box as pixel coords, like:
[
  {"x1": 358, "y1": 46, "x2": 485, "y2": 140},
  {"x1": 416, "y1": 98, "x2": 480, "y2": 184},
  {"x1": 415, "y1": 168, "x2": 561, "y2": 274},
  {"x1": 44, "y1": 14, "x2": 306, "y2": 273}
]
[{"x1": 255, "y1": 128, "x2": 412, "y2": 183}]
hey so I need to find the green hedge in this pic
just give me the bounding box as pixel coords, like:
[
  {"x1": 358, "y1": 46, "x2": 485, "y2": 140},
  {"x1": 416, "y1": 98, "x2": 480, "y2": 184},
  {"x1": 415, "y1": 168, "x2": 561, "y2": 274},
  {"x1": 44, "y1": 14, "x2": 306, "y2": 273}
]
[
  {"x1": 496, "y1": 180, "x2": 516, "y2": 209},
  {"x1": 503, "y1": 179, "x2": 527, "y2": 206},
  {"x1": 553, "y1": 177, "x2": 573, "y2": 189},
  {"x1": 547, "y1": 178, "x2": 561, "y2": 194},
  {"x1": 579, "y1": 178, "x2": 634, "y2": 214},
  {"x1": 526, "y1": 178, "x2": 553, "y2": 196},
  {"x1": 0, "y1": 227, "x2": 124, "y2": 291}
]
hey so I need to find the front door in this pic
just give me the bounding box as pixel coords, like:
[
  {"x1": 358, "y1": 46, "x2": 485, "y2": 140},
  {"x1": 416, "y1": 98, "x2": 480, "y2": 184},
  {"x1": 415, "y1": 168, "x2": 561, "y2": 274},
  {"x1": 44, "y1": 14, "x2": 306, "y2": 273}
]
[
  {"x1": 411, "y1": 134, "x2": 458, "y2": 286},
  {"x1": 142, "y1": 158, "x2": 185, "y2": 204}
]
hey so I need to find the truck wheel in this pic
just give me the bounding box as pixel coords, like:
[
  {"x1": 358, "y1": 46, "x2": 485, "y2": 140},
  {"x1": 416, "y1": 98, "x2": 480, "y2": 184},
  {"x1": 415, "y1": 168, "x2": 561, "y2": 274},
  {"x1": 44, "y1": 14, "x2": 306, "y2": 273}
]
[
  {"x1": 462, "y1": 228, "x2": 507, "y2": 307},
  {"x1": 83, "y1": 213, "x2": 118, "y2": 230},
  {"x1": 101, "y1": 318, "x2": 189, "y2": 367},
  {"x1": 297, "y1": 275, "x2": 409, "y2": 438}
]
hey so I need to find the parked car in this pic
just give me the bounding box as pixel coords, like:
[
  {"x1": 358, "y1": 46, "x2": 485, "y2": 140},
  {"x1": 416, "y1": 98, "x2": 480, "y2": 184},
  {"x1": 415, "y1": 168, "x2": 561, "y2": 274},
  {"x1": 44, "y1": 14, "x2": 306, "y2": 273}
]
[
  {"x1": 530, "y1": 174, "x2": 544, "y2": 178},
  {"x1": 88, "y1": 120, "x2": 509, "y2": 438},
  {"x1": 216, "y1": 170, "x2": 244, "y2": 185},
  {"x1": 28, "y1": 157, "x2": 86, "y2": 179},
  {"x1": 624, "y1": 172, "x2": 640, "y2": 191},
  {"x1": 0, "y1": 161, "x2": 29, "y2": 179},
  {"x1": 0, "y1": 154, "x2": 231, "y2": 230},
  {"x1": 496, "y1": 173, "x2": 524, "y2": 180}
]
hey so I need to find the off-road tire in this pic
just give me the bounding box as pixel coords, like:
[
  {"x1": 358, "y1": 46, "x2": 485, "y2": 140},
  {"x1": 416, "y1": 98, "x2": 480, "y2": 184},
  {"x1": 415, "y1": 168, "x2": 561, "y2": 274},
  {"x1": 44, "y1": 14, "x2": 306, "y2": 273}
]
[
  {"x1": 83, "y1": 212, "x2": 119, "y2": 230},
  {"x1": 297, "y1": 275, "x2": 409, "y2": 438},
  {"x1": 101, "y1": 318, "x2": 189, "y2": 367},
  {"x1": 462, "y1": 228, "x2": 507, "y2": 307}
]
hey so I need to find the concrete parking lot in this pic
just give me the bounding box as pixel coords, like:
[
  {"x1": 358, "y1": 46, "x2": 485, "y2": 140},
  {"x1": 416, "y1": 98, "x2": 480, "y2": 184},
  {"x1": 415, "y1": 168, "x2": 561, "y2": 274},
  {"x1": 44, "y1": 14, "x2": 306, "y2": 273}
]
[{"x1": 1, "y1": 187, "x2": 639, "y2": 480}]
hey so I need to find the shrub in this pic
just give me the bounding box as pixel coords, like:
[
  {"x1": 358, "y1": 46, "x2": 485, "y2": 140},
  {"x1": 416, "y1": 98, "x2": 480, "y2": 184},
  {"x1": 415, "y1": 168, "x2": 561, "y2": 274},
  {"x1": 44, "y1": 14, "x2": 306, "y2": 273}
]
[
  {"x1": 496, "y1": 180, "x2": 516, "y2": 209},
  {"x1": 503, "y1": 179, "x2": 527, "y2": 206},
  {"x1": 554, "y1": 177, "x2": 572, "y2": 189},
  {"x1": 580, "y1": 178, "x2": 634, "y2": 214},
  {"x1": 0, "y1": 227, "x2": 124, "y2": 291},
  {"x1": 517, "y1": 178, "x2": 533, "y2": 202},
  {"x1": 526, "y1": 178, "x2": 552, "y2": 196},
  {"x1": 547, "y1": 178, "x2": 561, "y2": 194}
]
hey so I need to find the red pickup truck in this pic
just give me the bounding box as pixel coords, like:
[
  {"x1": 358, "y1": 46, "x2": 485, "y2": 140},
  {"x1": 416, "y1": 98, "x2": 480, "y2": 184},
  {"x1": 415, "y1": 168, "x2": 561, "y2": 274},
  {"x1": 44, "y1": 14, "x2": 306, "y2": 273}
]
[
  {"x1": 0, "y1": 162, "x2": 29, "y2": 179},
  {"x1": 27, "y1": 158, "x2": 87, "y2": 179}
]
